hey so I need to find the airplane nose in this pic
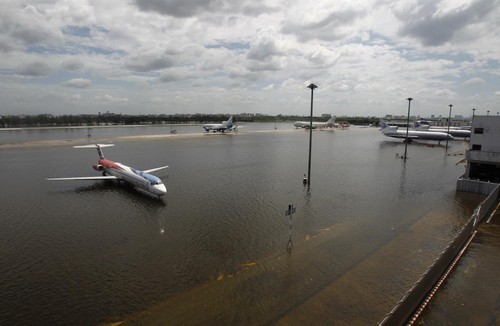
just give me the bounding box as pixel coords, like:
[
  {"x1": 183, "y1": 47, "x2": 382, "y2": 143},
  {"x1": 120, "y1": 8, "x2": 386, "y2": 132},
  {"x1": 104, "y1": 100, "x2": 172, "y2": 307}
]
[{"x1": 156, "y1": 184, "x2": 167, "y2": 196}]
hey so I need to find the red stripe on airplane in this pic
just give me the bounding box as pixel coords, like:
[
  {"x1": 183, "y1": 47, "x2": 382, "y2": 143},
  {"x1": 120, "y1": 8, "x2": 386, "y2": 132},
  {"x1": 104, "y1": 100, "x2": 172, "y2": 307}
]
[{"x1": 99, "y1": 159, "x2": 124, "y2": 170}]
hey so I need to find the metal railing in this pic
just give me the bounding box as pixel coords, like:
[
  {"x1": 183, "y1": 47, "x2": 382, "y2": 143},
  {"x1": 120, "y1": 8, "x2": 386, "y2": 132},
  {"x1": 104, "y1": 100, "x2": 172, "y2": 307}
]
[
  {"x1": 456, "y1": 176, "x2": 499, "y2": 195},
  {"x1": 380, "y1": 183, "x2": 499, "y2": 325}
]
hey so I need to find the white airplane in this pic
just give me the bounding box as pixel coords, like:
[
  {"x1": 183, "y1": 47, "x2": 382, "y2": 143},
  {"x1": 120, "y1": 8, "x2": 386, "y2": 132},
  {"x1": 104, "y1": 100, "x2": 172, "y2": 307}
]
[
  {"x1": 46, "y1": 144, "x2": 168, "y2": 197},
  {"x1": 414, "y1": 121, "x2": 471, "y2": 138},
  {"x1": 202, "y1": 115, "x2": 236, "y2": 133},
  {"x1": 293, "y1": 116, "x2": 336, "y2": 129},
  {"x1": 380, "y1": 121, "x2": 454, "y2": 143}
]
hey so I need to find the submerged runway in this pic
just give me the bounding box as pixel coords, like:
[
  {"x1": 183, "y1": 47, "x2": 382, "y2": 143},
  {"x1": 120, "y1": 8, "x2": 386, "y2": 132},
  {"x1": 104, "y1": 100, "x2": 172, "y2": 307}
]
[{"x1": 0, "y1": 124, "x2": 486, "y2": 324}]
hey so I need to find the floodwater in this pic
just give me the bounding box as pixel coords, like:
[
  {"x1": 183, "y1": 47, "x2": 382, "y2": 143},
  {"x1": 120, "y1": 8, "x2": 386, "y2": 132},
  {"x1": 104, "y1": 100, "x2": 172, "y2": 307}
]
[
  {"x1": 418, "y1": 208, "x2": 500, "y2": 325},
  {"x1": 0, "y1": 124, "x2": 492, "y2": 324}
]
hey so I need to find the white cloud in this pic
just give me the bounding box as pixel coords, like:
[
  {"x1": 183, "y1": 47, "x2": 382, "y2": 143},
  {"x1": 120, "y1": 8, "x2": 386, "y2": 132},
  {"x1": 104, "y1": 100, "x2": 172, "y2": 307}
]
[
  {"x1": 463, "y1": 77, "x2": 485, "y2": 86},
  {"x1": 0, "y1": 3, "x2": 63, "y2": 52},
  {"x1": 62, "y1": 59, "x2": 85, "y2": 72},
  {"x1": 0, "y1": 0, "x2": 498, "y2": 117},
  {"x1": 15, "y1": 61, "x2": 53, "y2": 77},
  {"x1": 393, "y1": 0, "x2": 499, "y2": 46},
  {"x1": 63, "y1": 78, "x2": 92, "y2": 88},
  {"x1": 94, "y1": 94, "x2": 129, "y2": 102}
]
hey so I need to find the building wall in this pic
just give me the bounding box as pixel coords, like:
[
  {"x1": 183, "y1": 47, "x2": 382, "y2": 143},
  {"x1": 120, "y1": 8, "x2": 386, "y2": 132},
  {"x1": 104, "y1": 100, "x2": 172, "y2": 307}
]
[
  {"x1": 465, "y1": 115, "x2": 500, "y2": 182},
  {"x1": 469, "y1": 116, "x2": 500, "y2": 152}
]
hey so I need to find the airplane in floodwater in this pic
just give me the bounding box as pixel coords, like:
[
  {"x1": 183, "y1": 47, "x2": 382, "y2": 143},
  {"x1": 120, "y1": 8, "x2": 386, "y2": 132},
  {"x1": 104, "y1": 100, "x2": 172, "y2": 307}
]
[
  {"x1": 380, "y1": 121, "x2": 454, "y2": 144},
  {"x1": 202, "y1": 115, "x2": 236, "y2": 133},
  {"x1": 414, "y1": 121, "x2": 471, "y2": 138},
  {"x1": 46, "y1": 144, "x2": 168, "y2": 197},
  {"x1": 293, "y1": 116, "x2": 336, "y2": 129}
]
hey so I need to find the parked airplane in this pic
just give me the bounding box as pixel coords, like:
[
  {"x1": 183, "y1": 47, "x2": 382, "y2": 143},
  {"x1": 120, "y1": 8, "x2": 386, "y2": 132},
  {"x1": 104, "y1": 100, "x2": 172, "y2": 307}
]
[
  {"x1": 293, "y1": 116, "x2": 336, "y2": 129},
  {"x1": 380, "y1": 121, "x2": 454, "y2": 143},
  {"x1": 46, "y1": 144, "x2": 168, "y2": 197},
  {"x1": 202, "y1": 115, "x2": 236, "y2": 133},
  {"x1": 414, "y1": 121, "x2": 471, "y2": 138},
  {"x1": 415, "y1": 120, "x2": 471, "y2": 130}
]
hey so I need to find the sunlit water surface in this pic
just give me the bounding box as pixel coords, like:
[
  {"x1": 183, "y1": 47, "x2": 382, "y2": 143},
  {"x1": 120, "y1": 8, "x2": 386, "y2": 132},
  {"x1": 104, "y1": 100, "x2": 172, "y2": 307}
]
[{"x1": 0, "y1": 124, "x2": 489, "y2": 324}]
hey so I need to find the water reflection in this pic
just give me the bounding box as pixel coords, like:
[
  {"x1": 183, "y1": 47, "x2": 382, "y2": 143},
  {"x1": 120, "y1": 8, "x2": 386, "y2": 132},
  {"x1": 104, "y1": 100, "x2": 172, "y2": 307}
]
[
  {"x1": 399, "y1": 160, "x2": 407, "y2": 198},
  {"x1": 0, "y1": 125, "x2": 483, "y2": 325},
  {"x1": 379, "y1": 140, "x2": 446, "y2": 149},
  {"x1": 285, "y1": 204, "x2": 295, "y2": 253}
]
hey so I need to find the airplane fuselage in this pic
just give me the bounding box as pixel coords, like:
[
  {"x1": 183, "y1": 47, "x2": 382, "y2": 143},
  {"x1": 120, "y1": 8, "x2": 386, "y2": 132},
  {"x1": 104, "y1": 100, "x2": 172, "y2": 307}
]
[
  {"x1": 382, "y1": 128, "x2": 453, "y2": 141},
  {"x1": 293, "y1": 116, "x2": 335, "y2": 129},
  {"x1": 415, "y1": 126, "x2": 470, "y2": 138},
  {"x1": 203, "y1": 125, "x2": 232, "y2": 132},
  {"x1": 95, "y1": 159, "x2": 167, "y2": 196},
  {"x1": 202, "y1": 116, "x2": 234, "y2": 133},
  {"x1": 46, "y1": 144, "x2": 168, "y2": 197}
]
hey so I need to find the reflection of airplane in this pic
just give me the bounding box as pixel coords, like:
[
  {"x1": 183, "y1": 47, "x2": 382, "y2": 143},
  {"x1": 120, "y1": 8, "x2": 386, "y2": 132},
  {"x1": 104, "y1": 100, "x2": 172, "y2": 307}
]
[
  {"x1": 46, "y1": 144, "x2": 168, "y2": 197},
  {"x1": 202, "y1": 115, "x2": 235, "y2": 133},
  {"x1": 293, "y1": 116, "x2": 336, "y2": 129},
  {"x1": 414, "y1": 121, "x2": 470, "y2": 138},
  {"x1": 380, "y1": 121, "x2": 454, "y2": 143}
]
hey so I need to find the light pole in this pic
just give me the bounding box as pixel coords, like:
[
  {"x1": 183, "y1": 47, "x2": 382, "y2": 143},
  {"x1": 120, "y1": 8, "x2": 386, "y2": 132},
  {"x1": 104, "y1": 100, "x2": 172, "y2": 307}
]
[
  {"x1": 306, "y1": 83, "x2": 317, "y2": 191},
  {"x1": 487, "y1": 110, "x2": 490, "y2": 116},
  {"x1": 446, "y1": 104, "x2": 452, "y2": 149},
  {"x1": 472, "y1": 108, "x2": 476, "y2": 117},
  {"x1": 403, "y1": 98, "x2": 413, "y2": 161}
]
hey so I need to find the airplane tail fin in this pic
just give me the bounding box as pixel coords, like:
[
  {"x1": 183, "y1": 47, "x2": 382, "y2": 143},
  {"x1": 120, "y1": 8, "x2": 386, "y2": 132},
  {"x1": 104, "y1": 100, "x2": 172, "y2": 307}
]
[
  {"x1": 379, "y1": 120, "x2": 397, "y2": 134},
  {"x1": 74, "y1": 144, "x2": 114, "y2": 159},
  {"x1": 326, "y1": 115, "x2": 336, "y2": 124},
  {"x1": 224, "y1": 115, "x2": 234, "y2": 128}
]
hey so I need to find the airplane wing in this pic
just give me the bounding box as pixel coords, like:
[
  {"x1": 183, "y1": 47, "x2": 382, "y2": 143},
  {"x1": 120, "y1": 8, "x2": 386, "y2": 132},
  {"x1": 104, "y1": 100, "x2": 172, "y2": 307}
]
[
  {"x1": 143, "y1": 165, "x2": 169, "y2": 173},
  {"x1": 46, "y1": 176, "x2": 118, "y2": 181}
]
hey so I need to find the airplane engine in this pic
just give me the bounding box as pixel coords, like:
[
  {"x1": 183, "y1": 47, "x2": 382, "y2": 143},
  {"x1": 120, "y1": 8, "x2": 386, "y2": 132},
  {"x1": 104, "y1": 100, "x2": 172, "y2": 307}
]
[{"x1": 93, "y1": 164, "x2": 105, "y2": 171}]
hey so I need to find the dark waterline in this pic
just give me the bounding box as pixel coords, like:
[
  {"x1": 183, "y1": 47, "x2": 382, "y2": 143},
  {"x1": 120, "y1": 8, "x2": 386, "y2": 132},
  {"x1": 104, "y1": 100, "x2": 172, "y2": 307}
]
[{"x1": 0, "y1": 125, "x2": 488, "y2": 324}]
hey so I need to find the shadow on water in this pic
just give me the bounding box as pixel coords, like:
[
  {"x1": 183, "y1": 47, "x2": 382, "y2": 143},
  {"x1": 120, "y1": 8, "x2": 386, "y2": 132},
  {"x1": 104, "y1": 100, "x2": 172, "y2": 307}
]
[
  {"x1": 379, "y1": 140, "x2": 445, "y2": 149},
  {"x1": 399, "y1": 160, "x2": 407, "y2": 198},
  {"x1": 52, "y1": 180, "x2": 167, "y2": 204}
]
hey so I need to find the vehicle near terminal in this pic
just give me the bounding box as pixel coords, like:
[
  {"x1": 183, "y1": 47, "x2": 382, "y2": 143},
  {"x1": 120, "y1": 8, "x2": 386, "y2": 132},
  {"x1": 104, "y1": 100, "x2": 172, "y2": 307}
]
[
  {"x1": 46, "y1": 144, "x2": 168, "y2": 197},
  {"x1": 293, "y1": 116, "x2": 336, "y2": 129},
  {"x1": 380, "y1": 121, "x2": 454, "y2": 144},
  {"x1": 202, "y1": 115, "x2": 236, "y2": 133}
]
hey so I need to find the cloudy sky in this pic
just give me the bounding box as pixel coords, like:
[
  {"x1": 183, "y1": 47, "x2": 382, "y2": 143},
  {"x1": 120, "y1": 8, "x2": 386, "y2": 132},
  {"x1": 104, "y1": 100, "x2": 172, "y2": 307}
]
[{"x1": 1, "y1": 0, "x2": 499, "y2": 117}]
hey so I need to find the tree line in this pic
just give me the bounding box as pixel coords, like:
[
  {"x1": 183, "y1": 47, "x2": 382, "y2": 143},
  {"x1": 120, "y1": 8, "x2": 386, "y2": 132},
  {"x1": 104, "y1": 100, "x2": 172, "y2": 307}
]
[{"x1": 1, "y1": 113, "x2": 380, "y2": 128}]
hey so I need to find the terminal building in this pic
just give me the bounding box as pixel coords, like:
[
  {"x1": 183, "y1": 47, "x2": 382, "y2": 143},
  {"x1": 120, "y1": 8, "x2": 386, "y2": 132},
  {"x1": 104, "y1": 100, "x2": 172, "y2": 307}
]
[{"x1": 458, "y1": 115, "x2": 500, "y2": 194}]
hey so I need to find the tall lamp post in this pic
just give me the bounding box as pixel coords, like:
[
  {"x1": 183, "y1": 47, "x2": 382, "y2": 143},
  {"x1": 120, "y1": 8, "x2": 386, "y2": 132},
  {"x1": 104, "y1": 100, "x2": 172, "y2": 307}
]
[
  {"x1": 472, "y1": 108, "x2": 476, "y2": 117},
  {"x1": 403, "y1": 98, "x2": 413, "y2": 161},
  {"x1": 446, "y1": 104, "x2": 452, "y2": 149},
  {"x1": 306, "y1": 83, "x2": 318, "y2": 191}
]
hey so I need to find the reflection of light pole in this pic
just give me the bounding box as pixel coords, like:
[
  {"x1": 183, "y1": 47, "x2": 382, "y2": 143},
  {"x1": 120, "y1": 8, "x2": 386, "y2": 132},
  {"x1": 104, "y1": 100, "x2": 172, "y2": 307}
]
[
  {"x1": 403, "y1": 98, "x2": 413, "y2": 161},
  {"x1": 306, "y1": 83, "x2": 318, "y2": 191},
  {"x1": 446, "y1": 104, "x2": 452, "y2": 149}
]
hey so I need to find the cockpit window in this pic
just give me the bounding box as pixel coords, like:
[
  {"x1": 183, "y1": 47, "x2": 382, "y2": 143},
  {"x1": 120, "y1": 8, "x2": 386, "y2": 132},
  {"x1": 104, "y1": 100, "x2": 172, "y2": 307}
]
[{"x1": 132, "y1": 168, "x2": 163, "y2": 185}]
